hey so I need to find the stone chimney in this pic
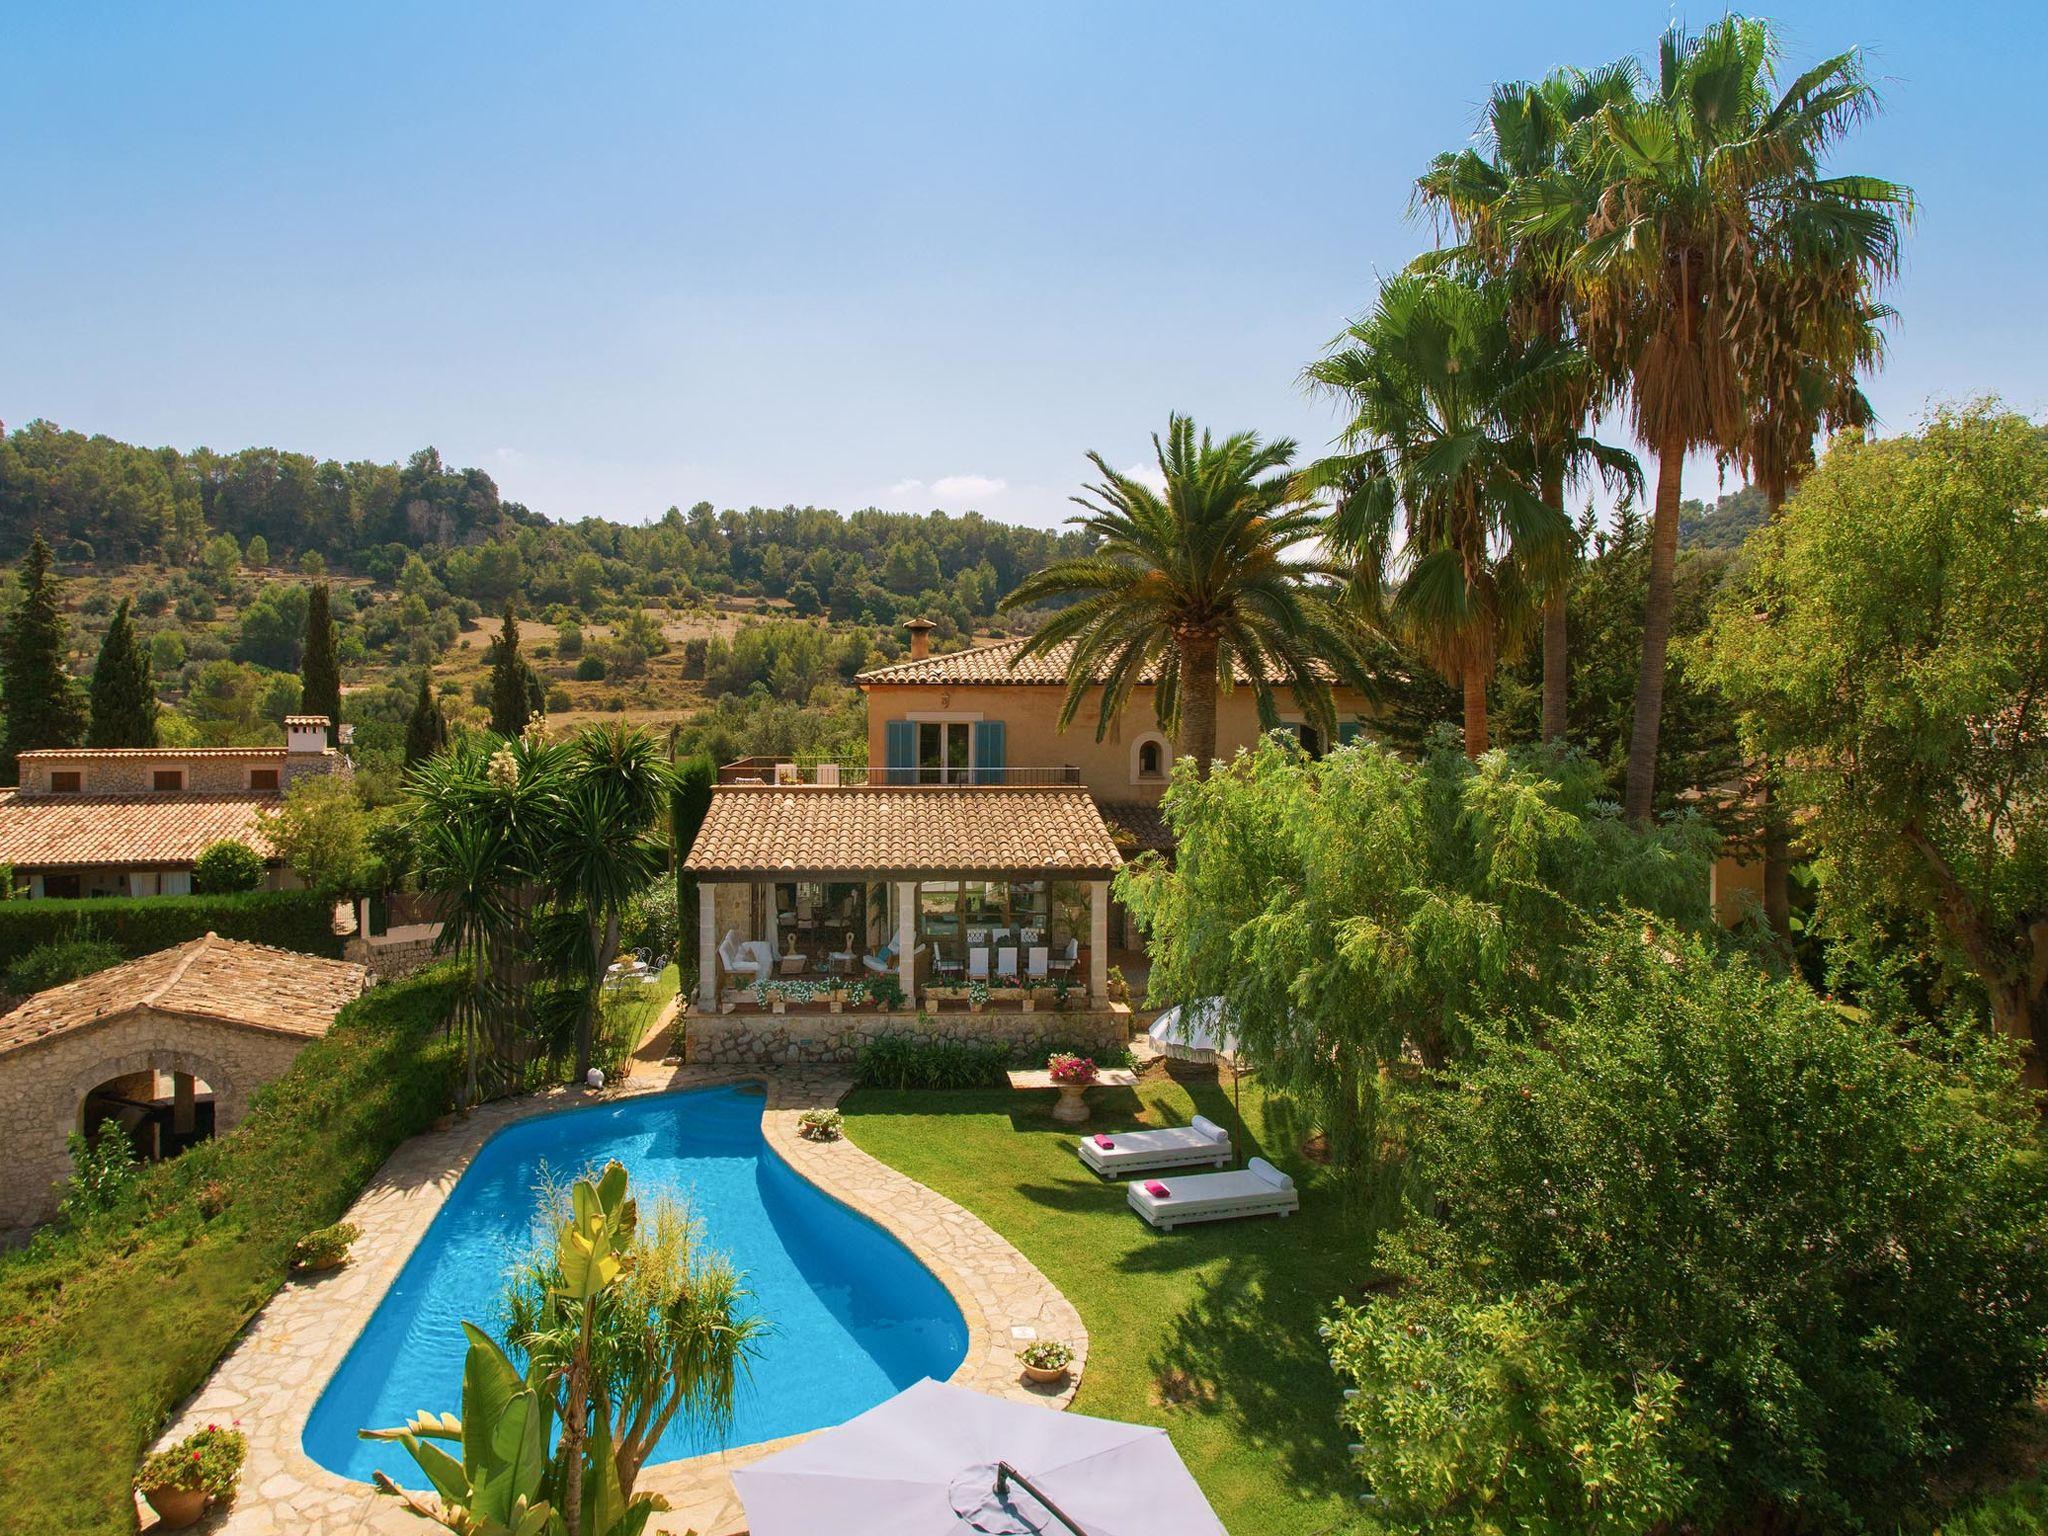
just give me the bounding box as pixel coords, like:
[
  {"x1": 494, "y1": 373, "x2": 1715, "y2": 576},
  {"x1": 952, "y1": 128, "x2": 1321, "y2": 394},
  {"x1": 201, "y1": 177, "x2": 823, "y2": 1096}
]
[
  {"x1": 904, "y1": 616, "x2": 936, "y2": 662},
  {"x1": 284, "y1": 714, "x2": 331, "y2": 755}
]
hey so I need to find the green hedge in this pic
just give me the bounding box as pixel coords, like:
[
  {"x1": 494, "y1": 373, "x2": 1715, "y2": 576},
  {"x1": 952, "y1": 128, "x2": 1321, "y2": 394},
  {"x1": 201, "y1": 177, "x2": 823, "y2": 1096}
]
[
  {"x1": 0, "y1": 967, "x2": 460, "y2": 1536},
  {"x1": 0, "y1": 889, "x2": 342, "y2": 967}
]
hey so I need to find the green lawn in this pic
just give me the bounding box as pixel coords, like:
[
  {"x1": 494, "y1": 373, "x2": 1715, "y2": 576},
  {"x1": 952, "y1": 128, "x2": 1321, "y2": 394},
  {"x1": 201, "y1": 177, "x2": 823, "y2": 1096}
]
[{"x1": 841, "y1": 1070, "x2": 1388, "y2": 1536}]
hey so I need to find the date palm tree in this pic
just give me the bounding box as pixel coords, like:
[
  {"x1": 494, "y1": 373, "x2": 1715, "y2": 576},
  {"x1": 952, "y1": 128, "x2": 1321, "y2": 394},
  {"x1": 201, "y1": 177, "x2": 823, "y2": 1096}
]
[
  {"x1": 1519, "y1": 17, "x2": 1909, "y2": 821},
  {"x1": 1303, "y1": 270, "x2": 1632, "y2": 756},
  {"x1": 999, "y1": 414, "x2": 1363, "y2": 776},
  {"x1": 1415, "y1": 62, "x2": 1639, "y2": 743}
]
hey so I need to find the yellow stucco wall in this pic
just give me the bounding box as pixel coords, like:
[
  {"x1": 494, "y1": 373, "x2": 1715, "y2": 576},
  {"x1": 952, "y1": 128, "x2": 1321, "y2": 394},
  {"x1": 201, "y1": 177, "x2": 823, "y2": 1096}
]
[{"x1": 862, "y1": 681, "x2": 1379, "y2": 802}]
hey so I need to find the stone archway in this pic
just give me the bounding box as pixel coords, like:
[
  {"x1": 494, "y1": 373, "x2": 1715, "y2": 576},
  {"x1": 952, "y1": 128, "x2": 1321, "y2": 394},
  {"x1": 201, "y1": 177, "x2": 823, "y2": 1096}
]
[{"x1": 69, "y1": 1046, "x2": 235, "y2": 1167}]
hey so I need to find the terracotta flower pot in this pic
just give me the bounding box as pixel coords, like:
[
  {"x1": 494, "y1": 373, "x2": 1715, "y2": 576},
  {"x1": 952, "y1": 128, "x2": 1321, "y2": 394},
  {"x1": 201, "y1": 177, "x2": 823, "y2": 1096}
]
[
  {"x1": 1021, "y1": 1362, "x2": 1070, "y2": 1385},
  {"x1": 297, "y1": 1253, "x2": 348, "y2": 1273},
  {"x1": 142, "y1": 1485, "x2": 209, "y2": 1530}
]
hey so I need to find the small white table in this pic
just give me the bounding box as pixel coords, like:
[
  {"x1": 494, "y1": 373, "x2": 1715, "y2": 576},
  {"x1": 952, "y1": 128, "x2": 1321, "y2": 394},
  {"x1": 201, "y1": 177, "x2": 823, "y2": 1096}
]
[{"x1": 1006, "y1": 1067, "x2": 1139, "y2": 1125}]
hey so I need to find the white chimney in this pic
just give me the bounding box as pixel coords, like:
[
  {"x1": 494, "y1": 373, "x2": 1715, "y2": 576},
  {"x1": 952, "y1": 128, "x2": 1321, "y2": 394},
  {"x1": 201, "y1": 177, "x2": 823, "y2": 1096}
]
[{"x1": 285, "y1": 715, "x2": 331, "y2": 755}]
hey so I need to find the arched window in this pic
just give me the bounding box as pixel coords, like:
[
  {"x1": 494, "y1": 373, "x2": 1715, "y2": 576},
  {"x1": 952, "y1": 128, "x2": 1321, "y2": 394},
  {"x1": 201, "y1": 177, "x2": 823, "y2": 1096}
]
[{"x1": 1131, "y1": 733, "x2": 1170, "y2": 783}]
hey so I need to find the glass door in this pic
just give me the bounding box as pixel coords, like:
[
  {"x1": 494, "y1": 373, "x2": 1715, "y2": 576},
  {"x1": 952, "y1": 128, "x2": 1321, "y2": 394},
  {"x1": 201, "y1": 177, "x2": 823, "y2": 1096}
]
[{"x1": 918, "y1": 721, "x2": 973, "y2": 784}]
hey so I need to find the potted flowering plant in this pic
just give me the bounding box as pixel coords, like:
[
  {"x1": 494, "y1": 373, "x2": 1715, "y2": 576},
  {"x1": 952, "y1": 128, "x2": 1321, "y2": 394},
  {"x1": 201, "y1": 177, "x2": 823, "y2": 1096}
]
[
  {"x1": 966, "y1": 979, "x2": 990, "y2": 1014},
  {"x1": 291, "y1": 1220, "x2": 359, "y2": 1273},
  {"x1": 798, "y1": 1107, "x2": 844, "y2": 1141},
  {"x1": 841, "y1": 978, "x2": 871, "y2": 1010},
  {"x1": 752, "y1": 977, "x2": 773, "y2": 1012},
  {"x1": 1047, "y1": 1052, "x2": 1098, "y2": 1085},
  {"x1": 1019, "y1": 1339, "x2": 1075, "y2": 1385},
  {"x1": 136, "y1": 1423, "x2": 247, "y2": 1529},
  {"x1": 872, "y1": 976, "x2": 905, "y2": 1012},
  {"x1": 1050, "y1": 976, "x2": 1074, "y2": 1012}
]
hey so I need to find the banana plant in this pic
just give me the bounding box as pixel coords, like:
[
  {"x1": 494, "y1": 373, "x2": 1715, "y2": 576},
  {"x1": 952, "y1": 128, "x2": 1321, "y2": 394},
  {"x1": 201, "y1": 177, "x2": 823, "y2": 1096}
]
[{"x1": 361, "y1": 1322, "x2": 556, "y2": 1536}]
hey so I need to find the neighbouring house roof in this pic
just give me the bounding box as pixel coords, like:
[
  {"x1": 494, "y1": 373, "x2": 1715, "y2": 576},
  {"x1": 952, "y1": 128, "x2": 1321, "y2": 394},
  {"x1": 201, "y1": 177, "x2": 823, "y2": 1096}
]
[
  {"x1": 0, "y1": 933, "x2": 366, "y2": 1059},
  {"x1": 856, "y1": 634, "x2": 1339, "y2": 688},
  {"x1": 684, "y1": 786, "x2": 1124, "y2": 880},
  {"x1": 1097, "y1": 801, "x2": 1175, "y2": 855},
  {"x1": 17, "y1": 747, "x2": 292, "y2": 762},
  {"x1": 0, "y1": 789, "x2": 279, "y2": 869}
]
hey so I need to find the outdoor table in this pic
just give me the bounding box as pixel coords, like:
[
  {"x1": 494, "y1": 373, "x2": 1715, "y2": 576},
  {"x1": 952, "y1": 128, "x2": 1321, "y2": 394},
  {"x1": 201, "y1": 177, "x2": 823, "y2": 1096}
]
[{"x1": 1006, "y1": 1066, "x2": 1139, "y2": 1125}]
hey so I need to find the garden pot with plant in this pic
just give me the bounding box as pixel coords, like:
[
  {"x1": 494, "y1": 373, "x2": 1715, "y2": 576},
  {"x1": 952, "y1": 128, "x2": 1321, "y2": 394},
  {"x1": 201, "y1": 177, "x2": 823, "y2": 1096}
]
[
  {"x1": 292, "y1": 1221, "x2": 361, "y2": 1273},
  {"x1": 1019, "y1": 1339, "x2": 1074, "y2": 1385},
  {"x1": 798, "y1": 1107, "x2": 844, "y2": 1142},
  {"x1": 967, "y1": 979, "x2": 990, "y2": 1014},
  {"x1": 136, "y1": 1424, "x2": 246, "y2": 1530}
]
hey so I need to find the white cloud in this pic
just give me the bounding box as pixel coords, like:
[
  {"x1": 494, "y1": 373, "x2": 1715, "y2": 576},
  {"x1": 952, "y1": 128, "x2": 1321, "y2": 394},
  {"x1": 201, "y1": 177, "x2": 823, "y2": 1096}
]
[
  {"x1": 1121, "y1": 460, "x2": 1168, "y2": 494},
  {"x1": 887, "y1": 477, "x2": 926, "y2": 498},
  {"x1": 932, "y1": 473, "x2": 1007, "y2": 499}
]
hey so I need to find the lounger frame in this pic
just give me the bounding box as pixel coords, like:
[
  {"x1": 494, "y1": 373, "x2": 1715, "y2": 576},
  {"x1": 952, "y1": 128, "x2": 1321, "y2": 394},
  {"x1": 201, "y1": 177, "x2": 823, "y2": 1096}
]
[
  {"x1": 1078, "y1": 1128, "x2": 1231, "y2": 1179},
  {"x1": 1126, "y1": 1168, "x2": 1298, "y2": 1232}
]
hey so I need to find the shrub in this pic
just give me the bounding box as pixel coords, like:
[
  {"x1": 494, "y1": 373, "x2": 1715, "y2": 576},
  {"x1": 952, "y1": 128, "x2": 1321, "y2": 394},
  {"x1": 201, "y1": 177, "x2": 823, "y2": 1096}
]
[
  {"x1": 191, "y1": 839, "x2": 265, "y2": 895},
  {"x1": 4, "y1": 938, "x2": 123, "y2": 995},
  {"x1": 0, "y1": 969, "x2": 459, "y2": 1536},
  {"x1": 574, "y1": 654, "x2": 606, "y2": 681},
  {"x1": 0, "y1": 890, "x2": 341, "y2": 968},
  {"x1": 56, "y1": 1131, "x2": 139, "y2": 1223},
  {"x1": 1327, "y1": 922, "x2": 2048, "y2": 1533},
  {"x1": 853, "y1": 1032, "x2": 1010, "y2": 1090},
  {"x1": 135, "y1": 1423, "x2": 246, "y2": 1500}
]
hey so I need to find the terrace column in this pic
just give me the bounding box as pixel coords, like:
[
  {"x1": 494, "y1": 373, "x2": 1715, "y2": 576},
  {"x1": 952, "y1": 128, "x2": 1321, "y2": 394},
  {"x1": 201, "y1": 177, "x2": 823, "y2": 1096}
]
[
  {"x1": 697, "y1": 883, "x2": 720, "y2": 1011},
  {"x1": 172, "y1": 1072, "x2": 197, "y2": 1136},
  {"x1": 896, "y1": 880, "x2": 917, "y2": 1006},
  {"x1": 1089, "y1": 880, "x2": 1110, "y2": 1004}
]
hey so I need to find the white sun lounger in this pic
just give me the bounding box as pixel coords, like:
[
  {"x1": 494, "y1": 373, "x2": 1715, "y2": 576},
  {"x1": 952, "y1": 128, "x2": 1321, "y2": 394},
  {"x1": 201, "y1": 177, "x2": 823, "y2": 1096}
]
[
  {"x1": 1077, "y1": 1115, "x2": 1232, "y2": 1179},
  {"x1": 1126, "y1": 1157, "x2": 1298, "y2": 1232}
]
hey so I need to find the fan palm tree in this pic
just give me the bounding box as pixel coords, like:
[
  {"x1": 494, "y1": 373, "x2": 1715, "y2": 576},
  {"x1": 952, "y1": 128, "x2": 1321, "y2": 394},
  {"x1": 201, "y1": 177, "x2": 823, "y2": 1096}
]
[
  {"x1": 544, "y1": 724, "x2": 672, "y2": 1079},
  {"x1": 999, "y1": 414, "x2": 1364, "y2": 776},
  {"x1": 1303, "y1": 270, "x2": 1632, "y2": 756},
  {"x1": 1415, "y1": 62, "x2": 1639, "y2": 743},
  {"x1": 1518, "y1": 16, "x2": 1909, "y2": 821}
]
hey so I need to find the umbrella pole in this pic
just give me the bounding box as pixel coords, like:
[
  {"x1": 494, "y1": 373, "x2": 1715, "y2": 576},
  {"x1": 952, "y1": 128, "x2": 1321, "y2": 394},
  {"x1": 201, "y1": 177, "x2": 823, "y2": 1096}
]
[
  {"x1": 1231, "y1": 1056, "x2": 1242, "y2": 1169},
  {"x1": 995, "y1": 1461, "x2": 1091, "y2": 1536}
]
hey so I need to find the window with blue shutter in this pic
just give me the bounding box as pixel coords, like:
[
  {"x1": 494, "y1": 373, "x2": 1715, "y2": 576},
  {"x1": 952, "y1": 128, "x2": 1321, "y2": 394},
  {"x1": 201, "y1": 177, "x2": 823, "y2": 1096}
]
[
  {"x1": 885, "y1": 720, "x2": 915, "y2": 784},
  {"x1": 1338, "y1": 720, "x2": 1362, "y2": 747},
  {"x1": 972, "y1": 719, "x2": 1006, "y2": 783}
]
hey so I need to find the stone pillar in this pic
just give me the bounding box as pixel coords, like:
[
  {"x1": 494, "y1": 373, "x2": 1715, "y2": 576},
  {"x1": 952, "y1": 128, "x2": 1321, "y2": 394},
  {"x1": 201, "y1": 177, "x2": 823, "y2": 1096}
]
[
  {"x1": 1089, "y1": 880, "x2": 1110, "y2": 1003},
  {"x1": 697, "y1": 883, "x2": 720, "y2": 1010},
  {"x1": 173, "y1": 1072, "x2": 197, "y2": 1136},
  {"x1": 896, "y1": 880, "x2": 917, "y2": 1005}
]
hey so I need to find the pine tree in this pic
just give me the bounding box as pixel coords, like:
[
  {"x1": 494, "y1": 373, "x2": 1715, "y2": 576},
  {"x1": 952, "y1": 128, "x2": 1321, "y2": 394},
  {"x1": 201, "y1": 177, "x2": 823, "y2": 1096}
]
[
  {"x1": 488, "y1": 605, "x2": 531, "y2": 737},
  {"x1": 0, "y1": 532, "x2": 87, "y2": 784},
  {"x1": 403, "y1": 670, "x2": 448, "y2": 765},
  {"x1": 301, "y1": 581, "x2": 342, "y2": 730},
  {"x1": 86, "y1": 597, "x2": 158, "y2": 747}
]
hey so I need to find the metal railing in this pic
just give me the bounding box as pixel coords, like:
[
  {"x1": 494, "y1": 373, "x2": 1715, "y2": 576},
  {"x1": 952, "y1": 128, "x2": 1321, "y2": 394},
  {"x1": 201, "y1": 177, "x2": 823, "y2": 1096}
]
[{"x1": 717, "y1": 757, "x2": 1081, "y2": 787}]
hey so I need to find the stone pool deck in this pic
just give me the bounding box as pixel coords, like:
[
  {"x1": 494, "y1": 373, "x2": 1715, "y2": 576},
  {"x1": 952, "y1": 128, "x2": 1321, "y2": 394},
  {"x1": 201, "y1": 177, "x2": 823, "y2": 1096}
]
[{"x1": 139, "y1": 1042, "x2": 1086, "y2": 1535}]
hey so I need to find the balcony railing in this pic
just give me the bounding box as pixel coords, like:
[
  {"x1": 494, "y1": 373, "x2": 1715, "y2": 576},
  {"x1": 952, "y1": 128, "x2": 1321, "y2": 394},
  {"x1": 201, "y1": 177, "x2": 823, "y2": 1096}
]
[{"x1": 717, "y1": 757, "x2": 1082, "y2": 787}]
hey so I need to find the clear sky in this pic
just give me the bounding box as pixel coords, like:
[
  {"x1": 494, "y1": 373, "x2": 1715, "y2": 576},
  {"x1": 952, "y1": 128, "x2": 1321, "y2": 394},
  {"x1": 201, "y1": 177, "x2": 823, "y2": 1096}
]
[{"x1": 3, "y1": 1, "x2": 2042, "y2": 530}]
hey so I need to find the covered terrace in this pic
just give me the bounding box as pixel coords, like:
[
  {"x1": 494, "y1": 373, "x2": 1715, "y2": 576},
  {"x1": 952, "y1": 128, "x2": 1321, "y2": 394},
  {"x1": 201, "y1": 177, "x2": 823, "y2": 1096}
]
[{"x1": 683, "y1": 784, "x2": 1123, "y2": 1011}]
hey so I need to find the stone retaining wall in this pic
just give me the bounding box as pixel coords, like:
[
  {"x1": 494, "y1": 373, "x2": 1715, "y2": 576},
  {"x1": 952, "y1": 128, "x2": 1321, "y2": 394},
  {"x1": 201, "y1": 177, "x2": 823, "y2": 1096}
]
[{"x1": 686, "y1": 1003, "x2": 1131, "y2": 1067}]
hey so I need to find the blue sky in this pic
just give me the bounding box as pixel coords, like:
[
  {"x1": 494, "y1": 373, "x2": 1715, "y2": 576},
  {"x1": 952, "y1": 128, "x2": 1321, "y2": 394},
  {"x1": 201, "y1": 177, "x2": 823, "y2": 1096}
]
[{"x1": 3, "y1": 1, "x2": 2042, "y2": 530}]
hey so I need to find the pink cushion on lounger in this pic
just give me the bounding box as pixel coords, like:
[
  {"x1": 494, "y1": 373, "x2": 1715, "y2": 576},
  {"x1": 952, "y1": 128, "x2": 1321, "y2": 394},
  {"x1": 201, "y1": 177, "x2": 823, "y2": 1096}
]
[
  {"x1": 1144, "y1": 1180, "x2": 1170, "y2": 1199},
  {"x1": 1093, "y1": 1135, "x2": 1114, "y2": 1149}
]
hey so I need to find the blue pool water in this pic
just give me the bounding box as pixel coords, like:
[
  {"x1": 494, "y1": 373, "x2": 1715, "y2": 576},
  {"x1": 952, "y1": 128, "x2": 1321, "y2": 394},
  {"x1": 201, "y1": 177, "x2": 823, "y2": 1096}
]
[{"x1": 304, "y1": 1085, "x2": 967, "y2": 1485}]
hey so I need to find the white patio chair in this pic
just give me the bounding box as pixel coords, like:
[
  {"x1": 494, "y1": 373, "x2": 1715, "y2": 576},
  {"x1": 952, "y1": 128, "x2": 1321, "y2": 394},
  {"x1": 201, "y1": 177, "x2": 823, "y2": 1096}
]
[
  {"x1": 967, "y1": 947, "x2": 991, "y2": 982},
  {"x1": 1049, "y1": 937, "x2": 1079, "y2": 976},
  {"x1": 719, "y1": 931, "x2": 769, "y2": 983},
  {"x1": 813, "y1": 761, "x2": 841, "y2": 785},
  {"x1": 1026, "y1": 946, "x2": 1049, "y2": 982},
  {"x1": 995, "y1": 945, "x2": 1018, "y2": 980},
  {"x1": 862, "y1": 939, "x2": 898, "y2": 976},
  {"x1": 1021, "y1": 927, "x2": 1043, "y2": 947},
  {"x1": 966, "y1": 926, "x2": 989, "y2": 947}
]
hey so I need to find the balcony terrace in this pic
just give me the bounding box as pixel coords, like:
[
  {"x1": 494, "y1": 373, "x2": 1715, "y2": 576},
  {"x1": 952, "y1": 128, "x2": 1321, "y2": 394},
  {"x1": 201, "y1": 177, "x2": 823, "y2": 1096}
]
[{"x1": 717, "y1": 757, "x2": 1082, "y2": 787}]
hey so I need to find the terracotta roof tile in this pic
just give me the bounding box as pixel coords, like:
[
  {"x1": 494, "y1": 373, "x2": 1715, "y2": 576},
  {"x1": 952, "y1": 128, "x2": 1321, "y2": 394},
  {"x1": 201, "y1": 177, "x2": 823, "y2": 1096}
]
[
  {"x1": 0, "y1": 935, "x2": 366, "y2": 1058},
  {"x1": 683, "y1": 787, "x2": 1122, "y2": 879},
  {"x1": 1098, "y1": 801, "x2": 1176, "y2": 854},
  {"x1": 18, "y1": 748, "x2": 290, "y2": 761},
  {"x1": 857, "y1": 635, "x2": 1333, "y2": 687},
  {"x1": 0, "y1": 790, "x2": 279, "y2": 868}
]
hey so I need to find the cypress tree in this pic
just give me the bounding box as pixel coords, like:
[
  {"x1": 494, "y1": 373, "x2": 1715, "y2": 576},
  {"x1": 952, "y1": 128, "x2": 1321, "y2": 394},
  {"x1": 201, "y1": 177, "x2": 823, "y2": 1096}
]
[
  {"x1": 86, "y1": 597, "x2": 158, "y2": 747},
  {"x1": 300, "y1": 581, "x2": 342, "y2": 731},
  {"x1": 488, "y1": 605, "x2": 530, "y2": 737},
  {"x1": 403, "y1": 670, "x2": 448, "y2": 765},
  {"x1": 0, "y1": 532, "x2": 87, "y2": 784},
  {"x1": 672, "y1": 752, "x2": 716, "y2": 949}
]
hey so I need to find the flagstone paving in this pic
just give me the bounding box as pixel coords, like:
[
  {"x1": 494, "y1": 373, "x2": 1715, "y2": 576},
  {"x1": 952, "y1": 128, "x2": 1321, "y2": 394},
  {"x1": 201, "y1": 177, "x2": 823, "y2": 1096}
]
[{"x1": 139, "y1": 1030, "x2": 1085, "y2": 1535}]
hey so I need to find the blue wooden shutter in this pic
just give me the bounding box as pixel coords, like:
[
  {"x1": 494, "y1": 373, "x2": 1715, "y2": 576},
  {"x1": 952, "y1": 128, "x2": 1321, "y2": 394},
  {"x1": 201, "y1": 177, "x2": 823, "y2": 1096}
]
[
  {"x1": 973, "y1": 719, "x2": 1006, "y2": 783},
  {"x1": 1338, "y1": 719, "x2": 1362, "y2": 747},
  {"x1": 885, "y1": 720, "x2": 915, "y2": 784}
]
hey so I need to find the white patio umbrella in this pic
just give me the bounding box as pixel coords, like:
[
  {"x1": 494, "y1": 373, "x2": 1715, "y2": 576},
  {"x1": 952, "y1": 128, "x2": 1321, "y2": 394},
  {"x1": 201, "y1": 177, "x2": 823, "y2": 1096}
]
[
  {"x1": 1146, "y1": 997, "x2": 1239, "y2": 1063},
  {"x1": 732, "y1": 1377, "x2": 1224, "y2": 1536}
]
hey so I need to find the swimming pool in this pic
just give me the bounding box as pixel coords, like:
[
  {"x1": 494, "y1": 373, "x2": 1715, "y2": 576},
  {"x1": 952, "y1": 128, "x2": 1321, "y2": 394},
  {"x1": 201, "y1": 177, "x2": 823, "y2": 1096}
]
[{"x1": 304, "y1": 1084, "x2": 969, "y2": 1486}]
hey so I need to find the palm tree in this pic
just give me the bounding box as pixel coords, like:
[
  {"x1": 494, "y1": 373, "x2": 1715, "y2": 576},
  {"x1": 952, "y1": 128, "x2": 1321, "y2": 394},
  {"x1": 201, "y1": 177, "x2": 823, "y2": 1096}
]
[
  {"x1": 999, "y1": 415, "x2": 1364, "y2": 775},
  {"x1": 544, "y1": 725, "x2": 672, "y2": 1079},
  {"x1": 1415, "y1": 63, "x2": 1639, "y2": 744},
  {"x1": 1521, "y1": 17, "x2": 1908, "y2": 821},
  {"x1": 1303, "y1": 270, "x2": 1631, "y2": 756}
]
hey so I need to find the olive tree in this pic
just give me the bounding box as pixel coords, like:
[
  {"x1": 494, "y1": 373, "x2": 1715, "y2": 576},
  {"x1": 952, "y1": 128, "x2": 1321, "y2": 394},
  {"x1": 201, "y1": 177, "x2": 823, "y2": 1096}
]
[{"x1": 1701, "y1": 405, "x2": 2048, "y2": 1075}]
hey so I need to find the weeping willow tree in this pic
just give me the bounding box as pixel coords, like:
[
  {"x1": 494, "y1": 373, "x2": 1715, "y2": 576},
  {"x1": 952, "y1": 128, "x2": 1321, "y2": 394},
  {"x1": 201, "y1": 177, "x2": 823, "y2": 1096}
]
[{"x1": 1119, "y1": 731, "x2": 1716, "y2": 1168}]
